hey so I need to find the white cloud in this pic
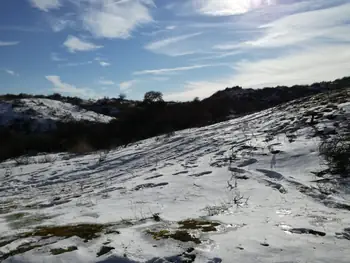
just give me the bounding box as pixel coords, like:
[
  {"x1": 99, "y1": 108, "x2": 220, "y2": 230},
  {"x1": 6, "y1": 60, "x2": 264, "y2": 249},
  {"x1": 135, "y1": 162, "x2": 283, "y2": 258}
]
[
  {"x1": 165, "y1": 43, "x2": 350, "y2": 101},
  {"x1": 50, "y1": 18, "x2": 76, "y2": 32},
  {"x1": 0, "y1": 41, "x2": 19, "y2": 46},
  {"x1": 3, "y1": 69, "x2": 19, "y2": 76},
  {"x1": 120, "y1": 80, "x2": 137, "y2": 91},
  {"x1": 51, "y1": 52, "x2": 66, "y2": 61},
  {"x1": 29, "y1": 0, "x2": 61, "y2": 11},
  {"x1": 63, "y1": 35, "x2": 103, "y2": 53},
  {"x1": 82, "y1": 0, "x2": 153, "y2": 39},
  {"x1": 191, "y1": 0, "x2": 276, "y2": 16},
  {"x1": 46, "y1": 75, "x2": 97, "y2": 97},
  {"x1": 99, "y1": 79, "x2": 115, "y2": 85},
  {"x1": 134, "y1": 64, "x2": 225, "y2": 75},
  {"x1": 164, "y1": 80, "x2": 224, "y2": 101},
  {"x1": 145, "y1": 32, "x2": 202, "y2": 50},
  {"x1": 99, "y1": 61, "x2": 111, "y2": 67}
]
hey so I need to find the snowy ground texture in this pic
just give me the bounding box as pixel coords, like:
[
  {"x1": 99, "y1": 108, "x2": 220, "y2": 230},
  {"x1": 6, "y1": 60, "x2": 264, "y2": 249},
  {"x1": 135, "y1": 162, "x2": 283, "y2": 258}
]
[
  {"x1": 0, "y1": 98, "x2": 113, "y2": 129},
  {"x1": 1, "y1": 89, "x2": 350, "y2": 263}
]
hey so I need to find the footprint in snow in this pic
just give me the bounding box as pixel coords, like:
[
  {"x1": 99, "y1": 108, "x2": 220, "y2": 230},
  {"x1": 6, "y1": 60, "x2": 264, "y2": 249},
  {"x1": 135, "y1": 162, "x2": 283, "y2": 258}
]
[
  {"x1": 189, "y1": 171, "x2": 213, "y2": 177},
  {"x1": 256, "y1": 169, "x2": 284, "y2": 180},
  {"x1": 237, "y1": 158, "x2": 258, "y2": 167},
  {"x1": 172, "y1": 171, "x2": 189, "y2": 175}
]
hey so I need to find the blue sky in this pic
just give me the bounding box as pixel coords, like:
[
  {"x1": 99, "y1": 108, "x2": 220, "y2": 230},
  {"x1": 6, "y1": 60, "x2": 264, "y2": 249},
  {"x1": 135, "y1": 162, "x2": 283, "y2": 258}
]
[{"x1": 0, "y1": 0, "x2": 350, "y2": 101}]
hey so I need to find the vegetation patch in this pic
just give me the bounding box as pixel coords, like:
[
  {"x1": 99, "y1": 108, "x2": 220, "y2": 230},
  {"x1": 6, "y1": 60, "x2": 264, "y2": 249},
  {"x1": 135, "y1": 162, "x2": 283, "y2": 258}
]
[
  {"x1": 178, "y1": 219, "x2": 220, "y2": 232},
  {"x1": 5, "y1": 213, "x2": 53, "y2": 229},
  {"x1": 50, "y1": 246, "x2": 78, "y2": 255},
  {"x1": 4, "y1": 212, "x2": 28, "y2": 221},
  {"x1": 23, "y1": 224, "x2": 106, "y2": 242}
]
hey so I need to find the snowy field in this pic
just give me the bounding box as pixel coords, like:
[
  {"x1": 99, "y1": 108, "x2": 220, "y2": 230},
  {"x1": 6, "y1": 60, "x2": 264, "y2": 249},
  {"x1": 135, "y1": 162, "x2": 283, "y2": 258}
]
[
  {"x1": 0, "y1": 98, "x2": 113, "y2": 128},
  {"x1": 0, "y1": 89, "x2": 350, "y2": 262}
]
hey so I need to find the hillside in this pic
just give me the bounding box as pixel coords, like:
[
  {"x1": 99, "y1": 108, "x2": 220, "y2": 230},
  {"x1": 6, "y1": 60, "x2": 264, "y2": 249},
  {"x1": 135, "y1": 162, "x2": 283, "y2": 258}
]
[
  {"x1": 0, "y1": 98, "x2": 114, "y2": 131},
  {"x1": 0, "y1": 88, "x2": 349, "y2": 262}
]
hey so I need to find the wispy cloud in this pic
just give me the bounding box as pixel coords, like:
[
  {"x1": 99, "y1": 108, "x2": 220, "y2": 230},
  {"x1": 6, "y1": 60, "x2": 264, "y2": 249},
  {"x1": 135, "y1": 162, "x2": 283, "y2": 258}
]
[
  {"x1": 244, "y1": 3, "x2": 350, "y2": 48},
  {"x1": 120, "y1": 80, "x2": 137, "y2": 92},
  {"x1": 212, "y1": 2, "x2": 350, "y2": 51},
  {"x1": 81, "y1": 0, "x2": 153, "y2": 39},
  {"x1": 29, "y1": 0, "x2": 61, "y2": 12},
  {"x1": 99, "y1": 79, "x2": 115, "y2": 85},
  {"x1": 0, "y1": 41, "x2": 19, "y2": 46},
  {"x1": 58, "y1": 61, "x2": 93, "y2": 68},
  {"x1": 46, "y1": 75, "x2": 98, "y2": 97},
  {"x1": 145, "y1": 32, "x2": 202, "y2": 53},
  {"x1": 3, "y1": 69, "x2": 19, "y2": 76},
  {"x1": 133, "y1": 64, "x2": 226, "y2": 75},
  {"x1": 63, "y1": 35, "x2": 103, "y2": 53},
  {"x1": 51, "y1": 52, "x2": 66, "y2": 62},
  {"x1": 153, "y1": 77, "x2": 170, "y2": 82}
]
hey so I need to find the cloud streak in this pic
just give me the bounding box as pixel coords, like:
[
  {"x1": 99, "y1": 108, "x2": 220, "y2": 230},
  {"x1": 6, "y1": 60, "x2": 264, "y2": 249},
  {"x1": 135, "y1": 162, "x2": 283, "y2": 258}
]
[
  {"x1": 0, "y1": 41, "x2": 19, "y2": 46},
  {"x1": 3, "y1": 69, "x2": 19, "y2": 76},
  {"x1": 145, "y1": 32, "x2": 202, "y2": 50},
  {"x1": 133, "y1": 64, "x2": 226, "y2": 75}
]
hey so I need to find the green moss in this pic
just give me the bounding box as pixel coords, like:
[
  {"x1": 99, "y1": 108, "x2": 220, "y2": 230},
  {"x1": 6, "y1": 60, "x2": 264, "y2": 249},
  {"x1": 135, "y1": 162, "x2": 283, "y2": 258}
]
[
  {"x1": 24, "y1": 224, "x2": 105, "y2": 242},
  {"x1": 147, "y1": 229, "x2": 170, "y2": 240},
  {"x1": 7, "y1": 213, "x2": 53, "y2": 229},
  {"x1": 50, "y1": 246, "x2": 78, "y2": 255}
]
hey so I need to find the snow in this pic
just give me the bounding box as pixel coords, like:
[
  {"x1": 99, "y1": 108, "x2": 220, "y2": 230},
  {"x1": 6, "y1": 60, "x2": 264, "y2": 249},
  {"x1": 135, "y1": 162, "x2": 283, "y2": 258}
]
[
  {"x1": 0, "y1": 98, "x2": 114, "y2": 130},
  {"x1": 0, "y1": 89, "x2": 350, "y2": 262}
]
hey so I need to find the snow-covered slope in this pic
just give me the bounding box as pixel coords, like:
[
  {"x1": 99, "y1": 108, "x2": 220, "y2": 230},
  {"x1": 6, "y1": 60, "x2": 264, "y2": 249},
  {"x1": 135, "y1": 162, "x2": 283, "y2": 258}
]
[
  {"x1": 0, "y1": 98, "x2": 114, "y2": 130},
  {"x1": 0, "y1": 89, "x2": 349, "y2": 263}
]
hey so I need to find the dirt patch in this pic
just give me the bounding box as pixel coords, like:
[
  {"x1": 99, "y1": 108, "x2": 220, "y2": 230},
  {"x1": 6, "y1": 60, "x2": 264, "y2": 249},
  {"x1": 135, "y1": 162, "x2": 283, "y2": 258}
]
[
  {"x1": 97, "y1": 246, "x2": 115, "y2": 257},
  {"x1": 51, "y1": 246, "x2": 78, "y2": 255},
  {"x1": 189, "y1": 171, "x2": 212, "y2": 177},
  {"x1": 289, "y1": 228, "x2": 326, "y2": 236},
  {"x1": 147, "y1": 229, "x2": 201, "y2": 244},
  {"x1": 144, "y1": 174, "x2": 164, "y2": 180},
  {"x1": 133, "y1": 182, "x2": 169, "y2": 191}
]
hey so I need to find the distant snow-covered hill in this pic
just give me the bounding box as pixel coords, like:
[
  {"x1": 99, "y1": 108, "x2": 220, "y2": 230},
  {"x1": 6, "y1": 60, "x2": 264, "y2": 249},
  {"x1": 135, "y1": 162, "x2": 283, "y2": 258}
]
[{"x1": 0, "y1": 98, "x2": 114, "y2": 131}]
